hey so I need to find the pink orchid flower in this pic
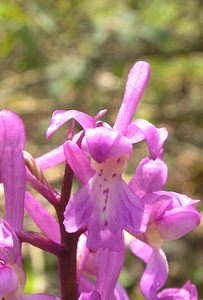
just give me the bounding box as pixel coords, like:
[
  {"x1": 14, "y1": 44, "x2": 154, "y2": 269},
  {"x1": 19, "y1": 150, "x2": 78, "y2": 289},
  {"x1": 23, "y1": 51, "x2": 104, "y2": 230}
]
[
  {"x1": 129, "y1": 156, "x2": 200, "y2": 300},
  {"x1": 45, "y1": 61, "x2": 167, "y2": 251},
  {"x1": 0, "y1": 220, "x2": 60, "y2": 300},
  {"x1": 0, "y1": 110, "x2": 26, "y2": 231},
  {"x1": 0, "y1": 111, "x2": 60, "y2": 300}
]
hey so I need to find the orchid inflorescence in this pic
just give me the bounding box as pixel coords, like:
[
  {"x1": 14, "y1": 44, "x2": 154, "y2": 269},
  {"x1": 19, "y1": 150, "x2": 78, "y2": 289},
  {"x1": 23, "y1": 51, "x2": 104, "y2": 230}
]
[{"x1": 0, "y1": 61, "x2": 200, "y2": 300}]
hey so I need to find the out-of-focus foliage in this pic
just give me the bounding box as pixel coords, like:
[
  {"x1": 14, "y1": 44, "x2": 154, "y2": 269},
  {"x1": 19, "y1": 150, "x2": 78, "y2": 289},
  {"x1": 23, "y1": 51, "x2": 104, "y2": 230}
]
[{"x1": 0, "y1": 0, "x2": 203, "y2": 299}]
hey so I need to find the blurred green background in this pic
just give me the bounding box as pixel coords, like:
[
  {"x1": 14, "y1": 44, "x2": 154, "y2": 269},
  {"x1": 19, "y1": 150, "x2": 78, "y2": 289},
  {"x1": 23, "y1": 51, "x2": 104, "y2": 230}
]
[{"x1": 0, "y1": 0, "x2": 203, "y2": 299}]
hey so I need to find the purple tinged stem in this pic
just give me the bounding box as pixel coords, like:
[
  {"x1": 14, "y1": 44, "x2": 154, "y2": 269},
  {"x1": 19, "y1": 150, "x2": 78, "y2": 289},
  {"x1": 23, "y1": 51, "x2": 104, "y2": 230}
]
[
  {"x1": 16, "y1": 231, "x2": 65, "y2": 257},
  {"x1": 55, "y1": 162, "x2": 81, "y2": 300}
]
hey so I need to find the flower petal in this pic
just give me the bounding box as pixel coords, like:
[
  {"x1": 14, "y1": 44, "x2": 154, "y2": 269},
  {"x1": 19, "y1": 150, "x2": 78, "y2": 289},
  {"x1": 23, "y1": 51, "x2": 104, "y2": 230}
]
[
  {"x1": 0, "y1": 110, "x2": 26, "y2": 230},
  {"x1": 113, "y1": 61, "x2": 150, "y2": 132},
  {"x1": 46, "y1": 110, "x2": 96, "y2": 138},
  {"x1": 96, "y1": 245, "x2": 125, "y2": 300},
  {"x1": 0, "y1": 220, "x2": 20, "y2": 263},
  {"x1": 64, "y1": 141, "x2": 95, "y2": 184},
  {"x1": 158, "y1": 281, "x2": 198, "y2": 300},
  {"x1": 138, "y1": 247, "x2": 168, "y2": 300},
  {"x1": 143, "y1": 192, "x2": 172, "y2": 222},
  {"x1": 183, "y1": 281, "x2": 198, "y2": 299},
  {"x1": 156, "y1": 208, "x2": 200, "y2": 240},
  {"x1": 78, "y1": 291, "x2": 101, "y2": 300},
  {"x1": 83, "y1": 127, "x2": 132, "y2": 163},
  {"x1": 0, "y1": 265, "x2": 18, "y2": 295},
  {"x1": 129, "y1": 157, "x2": 168, "y2": 197},
  {"x1": 25, "y1": 192, "x2": 60, "y2": 243},
  {"x1": 64, "y1": 176, "x2": 145, "y2": 251},
  {"x1": 23, "y1": 294, "x2": 60, "y2": 300},
  {"x1": 118, "y1": 179, "x2": 147, "y2": 234},
  {"x1": 114, "y1": 284, "x2": 130, "y2": 300},
  {"x1": 158, "y1": 288, "x2": 188, "y2": 299},
  {"x1": 158, "y1": 191, "x2": 199, "y2": 207},
  {"x1": 147, "y1": 191, "x2": 201, "y2": 240},
  {"x1": 79, "y1": 275, "x2": 95, "y2": 293},
  {"x1": 36, "y1": 145, "x2": 65, "y2": 170},
  {"x1": 127, "y1": 119, "x2": 168, "y2": 159},
  {"x1": 130, "y1": 238, "x2": 153, "y2": 264},
  {"x1": 64, "y1": 183, "x2": 91, "y2": 233}
]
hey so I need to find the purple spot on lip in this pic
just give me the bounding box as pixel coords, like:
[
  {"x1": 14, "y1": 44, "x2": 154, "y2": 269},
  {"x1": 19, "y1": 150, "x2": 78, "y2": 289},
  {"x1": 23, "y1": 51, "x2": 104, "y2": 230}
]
[
  {"x1": 104, "y1": 220, "x2": 108, "y2": 226},
  {"x1": 98, "y1": 169, "x2": 103, "y2": 176},
  {"x1": 104, "y1": 178, "x2": 107, "y2": 181},
  {"x1": 103, "y1": 188, "x2": 109, "y2": 195},
  {"x1": 116, "y1": 158, "x2": 121, "y2": 163},
  {"x1": 112, "y1": 173, "x2": 116, "y2": 178},
  {"x1": 102, "y1": 206, "x2": 107, "y2": 212},
  {"x1": 103, "y1": 188, "x2": 109, "y2": 204}
]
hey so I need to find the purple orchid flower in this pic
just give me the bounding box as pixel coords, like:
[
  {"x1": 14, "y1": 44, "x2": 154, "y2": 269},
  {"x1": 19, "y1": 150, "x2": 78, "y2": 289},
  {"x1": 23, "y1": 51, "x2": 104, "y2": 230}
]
[
  {"x1": 129, "y1": 156, "x2": 200, "y2": 300},
  {"x1": 0, "y1": 110, "x2": 26, "y2": 231},
  {"x1": 0, "y1": 110, "x2": 60, "y2": 300},
  {"x1": 45, "y1": 61, "x2": 167, "y2": 252},
  {"x1": 158, "y1": 281, "x2": 198, "y2": 300},
  {"x1": 0, "y1": 220, "x2": 60, "y2": 300}
]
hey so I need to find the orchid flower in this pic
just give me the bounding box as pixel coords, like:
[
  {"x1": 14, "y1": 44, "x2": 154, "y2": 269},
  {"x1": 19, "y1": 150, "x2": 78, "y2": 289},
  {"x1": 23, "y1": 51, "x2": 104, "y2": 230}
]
[
  {"x1": 45, "y1": 61, "x2": 168, "y2": 252},
  {"x1": 0, "y1": 110, "x2": 26, "y2": 231},
  {"x1": 157, "y1": 281, "x2": 198, "y2": 300},
  {"x1": 0, "y1": 111, "x2": 60, "y2": 300},
  {"x1": 0, "y1": 220, "x2": 60, "y2": 300},
  {"x1": 129, "y1": 156, "x2": 200, "y2": 300}
]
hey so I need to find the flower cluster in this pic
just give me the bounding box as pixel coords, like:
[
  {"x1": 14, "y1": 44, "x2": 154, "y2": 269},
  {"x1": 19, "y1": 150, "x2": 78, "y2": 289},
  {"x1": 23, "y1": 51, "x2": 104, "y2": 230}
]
[{"x1": 0, "y1": 61, "x2": 200, "y2": 300}]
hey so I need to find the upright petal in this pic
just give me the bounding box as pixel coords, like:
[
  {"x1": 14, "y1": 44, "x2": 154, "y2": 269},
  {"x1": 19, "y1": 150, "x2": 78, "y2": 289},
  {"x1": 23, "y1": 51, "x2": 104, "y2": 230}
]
[
  {"x1": 126, "y1": 119, "x2": 168, "y2": 160},
  {"x1": 0, "y1": 110, "x2": 26, "y2": 230},
  {"x1": 129, "y1": 157, "x2": 168, "y2": 198},
  {"x1": 46, "y1": 110, "x2": 96, "y2": 138},
  {"x1": 113, "y1": 61, "x2": 150, "y2": 133}
]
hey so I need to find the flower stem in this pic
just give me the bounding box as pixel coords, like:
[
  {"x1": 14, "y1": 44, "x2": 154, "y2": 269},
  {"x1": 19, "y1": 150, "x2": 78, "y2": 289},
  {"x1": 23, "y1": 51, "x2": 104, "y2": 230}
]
[
  {"x1": 56, "y1": 163, "x2": 80, "y2": 300},
  {"x1": 16, "y1": 231, "x2": 65, "y2": 256}
]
